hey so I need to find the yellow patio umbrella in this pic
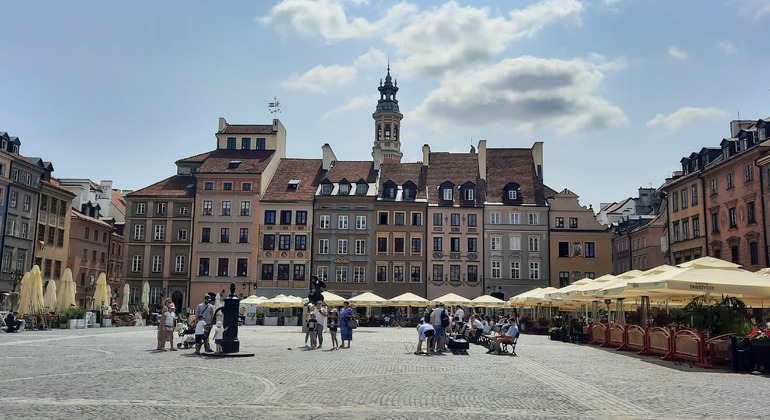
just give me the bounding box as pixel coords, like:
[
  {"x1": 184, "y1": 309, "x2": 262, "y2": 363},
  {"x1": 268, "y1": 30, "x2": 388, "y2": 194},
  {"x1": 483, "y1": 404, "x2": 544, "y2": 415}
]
[
  {"x1": 678, "y1": 256, "x2": 741, "y2": 269},
  {"x1": 510, "y1": 287, "x2": 557, "y2": 307},
  {"x1": 563, "y1": 274, "x2": 616, "y2": 300},
  {"x1": 240, "y1": 295, "x2": 268, "y2": 305},
  {"x1": 319, "y1": 290, "x2": 346, "y2": 305},
  {"x1": 56, "y1": 268, "x2": 76, "y2": 311},
  {"x1": 120, "y1": 283, "x2": 130, "y2": 312},
  {"x1": 92, "y1": 273, "x2": 111, "y2": 313},
  {"x1": 388, "y1": 292, "x2": 429, "y2": 306},
  {"x1": 261, "y1": 294, "x2": 304, "y2": 308},
  {"x1": 431, "y1": 292, "x2": 472, "y2": 306},
  {"x1": 348, "y1": 292, "x2": 388, "y2": 306},
  {"x1": 626, "y1": 265, "x2": 770, "y2": 299},
  {"x1": 545, "y1": 277, "x2": 596, "y2": 300},
  {"x1": 43, "y1": 279, "x2": 57, "y2": 311},
  {"x1": 470, "y1": 294, "x2": 508, "y2": 308}
]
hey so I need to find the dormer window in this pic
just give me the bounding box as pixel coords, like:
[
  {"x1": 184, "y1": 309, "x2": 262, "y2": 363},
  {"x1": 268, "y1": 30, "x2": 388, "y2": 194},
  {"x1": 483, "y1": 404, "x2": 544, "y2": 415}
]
[
  {"x1": 443, "y1": 188, "x2": 452, "y2": 201},
  {"x1": 320, "y1": 181, "x2": 332, "y2": 195},
  {"x1": 504, "y1": 182, "x2": 521, "y2": 202},
  {"x1": 402, "y1": 181, "x2": 416, "y2": 200},
  {"x1": 288, "y1": 179, "x2": 300, "y2": 190},
  {"x1": 356, "y1": 183, "x2": 368, "y2": 195},
  {"x1": 339, "y1": 183, "x2": 350, "y2": 195},
  {"x1": 508, "y1": 190, "x2": 517, "y2": 200},
  {"x1": 383, "y1": 181, "x2": 397, "y2": 199},
  {"x1": 228, "y1": 160, "x2": 241, "y2": 169}
]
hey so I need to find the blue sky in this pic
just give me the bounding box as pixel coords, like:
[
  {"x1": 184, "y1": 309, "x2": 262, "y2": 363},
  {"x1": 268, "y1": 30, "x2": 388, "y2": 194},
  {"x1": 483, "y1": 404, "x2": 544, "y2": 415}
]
[{"x1": 2, "y1": 0, "x2": 769, "y2": 211}]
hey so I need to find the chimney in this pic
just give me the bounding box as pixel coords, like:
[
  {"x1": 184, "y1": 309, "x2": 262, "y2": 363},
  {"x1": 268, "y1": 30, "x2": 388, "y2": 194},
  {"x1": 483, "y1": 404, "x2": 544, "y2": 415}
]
[
  {"x1": 422, "y1": 144, "x2": 431, "y2": 167},
  {"x1": 372, "y1": 145, "x2": 383, "y2": 171},
  {"x1": 532, "y1": 141, "x2": 544, "y2": 182},
  {"x1": 218, "y1": 117, "x2": 227, "y2": 132},
  {"x1": 322, "y1": 143, "x2": 337, "y2": 171},
  {"x1": 477, "y1": 140, "x2": 487, "y2": 180}
]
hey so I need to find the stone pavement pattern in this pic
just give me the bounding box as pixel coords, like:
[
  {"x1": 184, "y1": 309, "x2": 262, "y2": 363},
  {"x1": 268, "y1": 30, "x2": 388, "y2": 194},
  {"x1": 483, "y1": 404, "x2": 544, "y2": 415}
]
[{"x1": 0, "y1": 326, "x2": 768, "y2": 419}]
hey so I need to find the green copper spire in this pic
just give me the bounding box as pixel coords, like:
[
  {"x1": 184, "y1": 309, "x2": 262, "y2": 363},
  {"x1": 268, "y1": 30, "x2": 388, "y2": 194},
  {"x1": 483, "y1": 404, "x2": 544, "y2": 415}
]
[{"x1": 376, "y1": 65, "x2": 400, "y2": 114}]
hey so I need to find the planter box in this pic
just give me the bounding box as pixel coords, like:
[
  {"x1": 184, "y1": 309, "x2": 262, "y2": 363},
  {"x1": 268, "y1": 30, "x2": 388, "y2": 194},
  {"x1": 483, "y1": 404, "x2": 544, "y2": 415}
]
[
  {"x1": 69, "y1": 319, "x2": 78, "y2": 329},
  {"x1": 76, "y1": 319, "x2": 86, "y2": 329},
  {"x1": 102, "y1": 318, "x2": 112, "y2": 327}
]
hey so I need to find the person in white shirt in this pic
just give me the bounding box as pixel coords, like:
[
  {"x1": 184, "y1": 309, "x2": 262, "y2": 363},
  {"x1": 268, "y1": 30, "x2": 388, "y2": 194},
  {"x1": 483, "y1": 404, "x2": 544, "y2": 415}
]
[
  {"x1": 455, "y1": 306, "x2": 465, "y2": 324},
  {"x1": 314, "y1": 301, "x2": 327, "y2": 349},
  {"x1": 163, "y1": 304, "x2": 177, "y2": 351},
  {"x1": 415, "y1": 320, "x2": 435, "y2": 355},
  {"x1": 194, "y1": 315, "x2": 206, "y2": 355}
]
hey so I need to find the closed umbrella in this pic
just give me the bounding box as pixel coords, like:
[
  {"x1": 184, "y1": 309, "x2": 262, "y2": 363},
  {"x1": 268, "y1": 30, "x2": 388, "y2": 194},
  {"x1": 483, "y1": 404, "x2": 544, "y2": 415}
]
[
  {"x1": 141, "y1": 281, "x2": 150, "y2": 311},
  {"x1": 57, "y1": 268, "x2": 76, "y2": 311},
  {"x1": 43, "y1": 279, "x2": 57, "y2": 311},
  {"x1": 120, "y1": 283, "x2": 130, "y2": 312},
  {"x1": 92, "y1": 273, "x2": 110, "y2": 313},
  {"x1": 17, "y1": 271, "x2": 32, "y2": 315}
]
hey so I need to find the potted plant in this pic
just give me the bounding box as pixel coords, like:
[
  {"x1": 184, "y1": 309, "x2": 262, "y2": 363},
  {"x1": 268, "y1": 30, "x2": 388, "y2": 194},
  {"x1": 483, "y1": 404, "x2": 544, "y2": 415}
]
[
  {"x1": 548, "y1": 327, "x2": 561, "y2": 340},
  {"x1": 58, "y1": 313, "x2": 70, "y2": 329},
  {"x1": 64, "y1": 307, "x2": 86, "y2": 329}
]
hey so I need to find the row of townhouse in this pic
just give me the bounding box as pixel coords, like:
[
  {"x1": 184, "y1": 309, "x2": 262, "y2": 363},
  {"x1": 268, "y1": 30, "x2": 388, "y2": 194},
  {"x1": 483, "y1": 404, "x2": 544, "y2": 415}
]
[
  {"x1": 0, "y1": 132, "x2": 125, "y2": 310},
  {"x1": 123, "y1": 68, "x2": 614, "y2": 310},
  {"x1": 661, "y1": 117, "x2": 770, "y2": 269}
]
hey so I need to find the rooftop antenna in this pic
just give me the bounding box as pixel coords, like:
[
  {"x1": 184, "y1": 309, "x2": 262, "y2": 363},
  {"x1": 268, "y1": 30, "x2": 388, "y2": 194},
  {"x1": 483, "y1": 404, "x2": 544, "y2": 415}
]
[{"x1": 268, "y1": 97, "x2": 281, "y2": 115}]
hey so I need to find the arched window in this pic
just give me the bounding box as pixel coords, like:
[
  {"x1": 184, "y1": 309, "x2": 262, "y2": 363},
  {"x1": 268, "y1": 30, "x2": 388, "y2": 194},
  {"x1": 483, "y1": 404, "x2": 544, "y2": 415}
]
[{"x1": 384, "y1": 124, "x2": 391, "y2": 140}]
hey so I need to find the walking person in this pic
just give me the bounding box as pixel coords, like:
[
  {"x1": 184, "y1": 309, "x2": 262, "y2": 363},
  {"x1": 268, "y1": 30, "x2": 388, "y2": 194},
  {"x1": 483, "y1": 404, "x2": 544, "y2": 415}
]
[
  {"x1": 156, "y1": 298, "x2": 172, "y2": 351},
  {"x1": 339, "y1": 300, "x2": 354, "y2": 348},
  {"x1": 195, "y1": 294, "x2": 215, "y2": 353},
  {"x1": 314, "y1": 300, "x2": 327, "y2": 349},
  {"x1": 327, "y1": 308, "x2": 340, "y2": 350},
  {"x1": 303, "y1": 303, "x2": 315, "y2": 348}
]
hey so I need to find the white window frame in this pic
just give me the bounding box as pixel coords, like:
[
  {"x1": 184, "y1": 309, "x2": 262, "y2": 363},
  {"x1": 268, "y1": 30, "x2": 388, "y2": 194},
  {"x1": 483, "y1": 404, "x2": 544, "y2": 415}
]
[
  {"x1": 157, "y1": 202, "x2": 166, "y2": 215},
  {"x1": 131, "y1": 255, "x2": 142, "y2": 272},
  {"x1": 529, "y1": 261, "x2": 540, "y2": 279},
  {"x1": 353, "y1": 266, "x2": 365, "y2": 283},
  {"x1": 338, "y1": 215, "x2": 348, "y2": 229},
  {"x1": 510, "y1": 236, "x2": 521, "y2": 251},
  {"x1": 154, "y1": 225, "x2": 165, "y2": 241},
  {"x1": 510, "y1": 212, "x2": 520, "y2": 224},
  {"x1": 490, "y1": 212, "x2": 501, "y2": 224},
  {"x1": 490, "y1": 235, "x2": 502, "y2": 251},
  {"x1": 355, "y1": 239, "x2": 366, "y2": 255},
  {"x1": 491, "y1": 260, "x2": 501, "y2": 278},
  {"x1": 510, "y1": 261, "x2": 521, "y2": 279},
  {"x1": 320, "y1": 215, "x2": 330, "y2": 229},
  {"x1": 316, "y1": 266, "x2": 329, "y2": 282},
  {"x1": 337, "y1": 239, "x2": 348, "y2": 255},
  {"x1": 528, "y1": 236, "x2": 540, "y2": 252},
  {"x1": 152, "y1": 255, "x2": 162, "y2": 273},
  {"x1": 355, "y1": 215, "x2": 367, "y2": 229},
  {"x1": 528, "y1": 212, "x2": 539, "y2": 225},
  {"x1": 443, "y1": 188, "x2": 452, "y2": 201},
  {"x1": 175, "y1": 255, "x2": 185, "y2": 273},
  {"x1": 319, "y1": 239, "x2": 329, "y2": 254},
  {"x1": 335, "y1": 266, "x2": 348, "y2": 283},
  {"x1": 177, "y1": 229, "x2": 188, "y2": 241}
]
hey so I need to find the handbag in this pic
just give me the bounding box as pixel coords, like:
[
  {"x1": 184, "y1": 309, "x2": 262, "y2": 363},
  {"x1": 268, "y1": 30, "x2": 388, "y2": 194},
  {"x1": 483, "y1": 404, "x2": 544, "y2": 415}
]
[{"x1": 347, "y1": 318, "x2": 358, "y2": 329}]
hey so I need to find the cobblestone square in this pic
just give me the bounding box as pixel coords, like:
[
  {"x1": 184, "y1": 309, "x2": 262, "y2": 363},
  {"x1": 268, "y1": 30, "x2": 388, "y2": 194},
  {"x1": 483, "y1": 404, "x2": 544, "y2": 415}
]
[{"x1": 1, "y1": 326, "x2": 768, "y2": 419}]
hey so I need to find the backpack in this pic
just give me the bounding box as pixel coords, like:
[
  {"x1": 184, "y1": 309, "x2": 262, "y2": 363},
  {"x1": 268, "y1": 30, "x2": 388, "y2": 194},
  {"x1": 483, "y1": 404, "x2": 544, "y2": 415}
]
[{"x1": 440, "y1": 310, "x2": 450, "y2": 328}]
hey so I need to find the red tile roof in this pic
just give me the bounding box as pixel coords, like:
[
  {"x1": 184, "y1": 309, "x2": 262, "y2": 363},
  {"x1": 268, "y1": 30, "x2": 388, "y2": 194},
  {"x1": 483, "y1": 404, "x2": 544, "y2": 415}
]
[
  {"x1": 485, "y1": 148, "x2": 546, "y2": 205},
  {"x1": 197, "y1": 149, "x2": 275, "y2": 174},
  {"x1": 322, "y1": 161, "x2": 377, "y2": 183},
  {"x1": 218, "y1": 124, "x2": 274, "y2": 135},
  {"x1": 378, "y1": 162, "x2": 428, "y2": 201},
  {"x1": 262, "y1": 158, "x2": 324, "y2": 202},
  {"x1": 127, "y1": 175, "x2": 196, "y2": 198},
  {"x1": 70, "y1": 209, "x2": 113, "y2": 228},
  {"x1": 175, "y1": 150, "x2": 213, "y2": 164},
  {"x1": 425, "y1": 152, "x2": 484, "y2": 205}
]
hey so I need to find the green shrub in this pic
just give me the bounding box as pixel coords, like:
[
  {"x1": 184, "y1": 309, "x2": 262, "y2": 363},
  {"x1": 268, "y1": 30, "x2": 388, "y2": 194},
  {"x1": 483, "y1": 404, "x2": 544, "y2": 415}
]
[{"x1": 64, "y1": 306, "x2": 86, "y2": 320}]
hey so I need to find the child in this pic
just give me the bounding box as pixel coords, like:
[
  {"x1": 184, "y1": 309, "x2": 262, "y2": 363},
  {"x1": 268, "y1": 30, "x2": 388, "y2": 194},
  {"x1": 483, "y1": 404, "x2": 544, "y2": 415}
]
[
  {"x1": 327, "y1": 308, "x2": 340, "y2": 350},
  {"x1": 164, "y1": 304, "x2": 177, "y2": 351},
  {"x1": 212, "y1": 320, "x2": 228, "y2": 353},
  {"x1": 307, "y1": 312, "x2": 318, "y2": 349},
  {"x1": 194, "y1": 315, "x2": 206, "y2": 356}
]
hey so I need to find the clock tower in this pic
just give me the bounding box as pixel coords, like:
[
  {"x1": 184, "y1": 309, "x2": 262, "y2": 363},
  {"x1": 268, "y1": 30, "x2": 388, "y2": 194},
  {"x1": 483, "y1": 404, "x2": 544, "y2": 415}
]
[{"x1": 372, "y1": 65, "x2": 403, "y2": 164}]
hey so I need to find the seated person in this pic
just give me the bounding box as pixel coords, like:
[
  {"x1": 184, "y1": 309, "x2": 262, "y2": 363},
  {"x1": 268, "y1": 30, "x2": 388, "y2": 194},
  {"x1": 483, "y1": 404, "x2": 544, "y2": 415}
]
[
  {"x1": 5, "y1": 312, "x2": 25, "y2": 333},
  {"x1": 489, "y1": 317, "x2": 519, "y2": 354},
  {"x1": 415, "y1": 319, "x2": 435, "y2": 354},
  {"x1": 470, "y1": 315, "x2": 484, "y2": 341}
]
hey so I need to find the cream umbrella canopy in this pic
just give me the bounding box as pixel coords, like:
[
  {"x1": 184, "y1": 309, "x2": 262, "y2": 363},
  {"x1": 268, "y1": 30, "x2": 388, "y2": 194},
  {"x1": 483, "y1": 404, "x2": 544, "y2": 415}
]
[
  {"x1": 19, "y1": 266, "x2": 45, "y2": 316},
  {"x1": 626, "y1": 265, "x2": 770, "y2": 299},
  {"x1": 348, "y1": 292, "x2": 388, "y2": 306},
  {"x1": 56, "y1": 268, "x2": 76, "y2": 311},
  {"x1": 120, "y1": 283, "x2": 130, "y2": 312},
  {"x1": 388, "y1": 292, "x2": 429, "y2": 306},
  {"x1": 470, "y1": 294, "x2": 508, "y2": 308},
  {"x1": 319, "y1": 290, "x2": 346, "y2": 306},
  {"x1": 261, "y1": 294, "x2": 304, "y2": 308},
  {"x1": 431, "y1": 292, "x2": 472, "y2": 306},
  {"x1": 43, "y1": 279, "x2": 57, "y2": 311}
]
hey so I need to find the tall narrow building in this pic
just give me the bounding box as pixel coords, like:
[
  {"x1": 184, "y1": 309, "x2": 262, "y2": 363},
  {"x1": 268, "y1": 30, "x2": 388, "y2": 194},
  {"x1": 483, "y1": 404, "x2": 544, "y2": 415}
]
[{"x1": 372, "y1": 66, "x2": 403, "y2": 165}]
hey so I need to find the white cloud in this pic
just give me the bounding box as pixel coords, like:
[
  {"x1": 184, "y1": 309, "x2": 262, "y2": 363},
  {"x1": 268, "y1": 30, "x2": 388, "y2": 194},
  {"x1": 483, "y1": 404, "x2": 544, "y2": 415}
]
[
  {"x1": 410, "y1": 55, "x2": 628, "y2": 135},
  {"x1": 258, "y1": 0, "x2": 417, "y2": 42},
  {"x1": 353, "y1": 48, "x2": 387, "y2": 69},
  {"x1": 323, "y1": 95, "x2": 372, "y2": 118},
  {"x1": 668, "y1": 46, "x2": 688, "y2": 61},
  {"x1": 716, "y1": 40, "x2": 737, "y2": 55},
  {"x1": 646, "y1": 107, "x2": 727, "y2": 132},
  {"x1": 740, "y1": 0, "x2": 770, "y2": 19},
  {"x1": 280, "y1": 64, "x2": 357, "y2": 92},
  {"x1": 387, "y1": 0, "x2": 583, "y2": 77}
]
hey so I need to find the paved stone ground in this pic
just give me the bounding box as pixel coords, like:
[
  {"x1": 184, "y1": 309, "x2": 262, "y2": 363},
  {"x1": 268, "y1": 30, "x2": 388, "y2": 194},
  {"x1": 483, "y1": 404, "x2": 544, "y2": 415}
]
[{"x1": 0, "y1": 325, "x2": 768, "y2": 419}]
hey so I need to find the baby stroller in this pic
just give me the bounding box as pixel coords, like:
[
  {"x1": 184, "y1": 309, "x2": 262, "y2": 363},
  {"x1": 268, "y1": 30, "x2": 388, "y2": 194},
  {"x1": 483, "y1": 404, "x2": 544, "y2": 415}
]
[{"x1": 176, "y1": 315, "x2": 196, "y2": 349}]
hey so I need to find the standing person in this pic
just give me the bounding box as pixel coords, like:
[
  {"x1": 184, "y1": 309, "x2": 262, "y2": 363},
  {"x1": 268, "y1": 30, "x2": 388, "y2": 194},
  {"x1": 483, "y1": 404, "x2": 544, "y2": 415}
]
[
  {"x1": 303, "y1": 303, "x2": 315, "y2": 348},
  {"x1": 327, "y1": 308, "x2": 340, "y2": 350},
  {"x1": 430, "y1": 302, "x2": 448, "y2": 352},
  {"x1": 339, "y1": 301, "x2": 354, "y2": 348},
  {"x1": 306, "y1": 312, "x2": 318, "y2": 349},
  {"x1": 212, "y1": 320, "x2": 228, "y2": 353},
  {"x1": 193, "y1": 315, "x2": 206, "y2": 356},
  {"x1": 314, "y1": 301, "x2": 327, "y2": 349},
  {"x1": 395, "y1": 309, "x2": 403, "y2": 329},
  {"x1": 455, "y1": 306, "x2": 465, "y2": 328},
  {"x1": 156, "y1": 298, "x2": 172, "y2": 351},
  {"x1": 163, "y1": 303, "x2": 178, "y2": 351},
  {"x1": 195, "y1": 294, "x2": 215, "y2": 353}
]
